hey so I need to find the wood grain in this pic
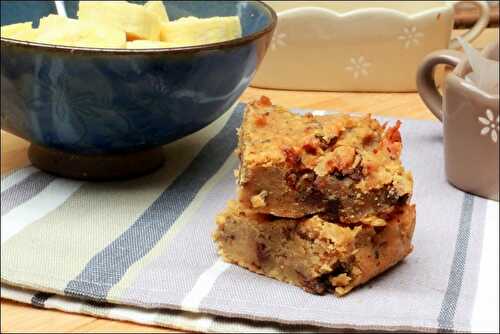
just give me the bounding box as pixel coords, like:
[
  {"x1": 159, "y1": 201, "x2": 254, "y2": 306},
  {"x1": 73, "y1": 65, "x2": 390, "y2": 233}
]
[
  {"x1": 454, "y1": 1, "x2": 499, "y2": 28},
  {"x1": 1, "y1": 28, "x2": 497, "y2": 334}
]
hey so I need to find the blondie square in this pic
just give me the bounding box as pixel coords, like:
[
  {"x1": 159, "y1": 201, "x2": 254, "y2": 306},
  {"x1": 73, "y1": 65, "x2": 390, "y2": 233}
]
[
  {"x1": 213, "y1": 201, "x2": 416, "y2": 296},
  {"x1": 237, "y1": 97, "x2": 413, "y2": 223}
]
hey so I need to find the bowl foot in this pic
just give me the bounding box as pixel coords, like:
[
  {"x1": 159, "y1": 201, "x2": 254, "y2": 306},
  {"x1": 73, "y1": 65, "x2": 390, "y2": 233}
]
[{"x1": 28, "y1": 144, "x2": 165, "y2": 181}]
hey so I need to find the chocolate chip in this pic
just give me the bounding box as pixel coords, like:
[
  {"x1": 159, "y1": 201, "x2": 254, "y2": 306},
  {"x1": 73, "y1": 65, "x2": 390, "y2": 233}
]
[
  {"x1": 331, "y1": 264, "x2": 347, "y2": 277},
  {"x1": 300, "y1": 275, "x2": 328, "y2": 295},
  {"x1": 333, "y1": 171, "x2": 346, "y2": 180},
  {"x1": 315, "y1": 134, "x2": 338, "y2": 150},
  {"x1": 397, "y1": 194, "x2": 410, "y2": 205},
  {"x1": 318, "y1": 199, "x2": 341, "y2": 223},
  {"x1": 296, "y1": 172, "x2": 315, "y2": 192},
  {"x1": 285, "y1": 172, "x2": 297, "y2": 190},
  {"x1": 286, "y1": 169, "x2": 316, "y2": 192},
  {"x1": 348, "y1": 166, "x2": 364, "y2": 181},
  {"x1": 283, "y1": 225, "x2": 295, "y2": 241},
  {"x1": 296, "y1": 229, "x2": 315, "y2": 242},
  {"x1": 256, "y1": 242, "x2": 269, "y2": 263}
]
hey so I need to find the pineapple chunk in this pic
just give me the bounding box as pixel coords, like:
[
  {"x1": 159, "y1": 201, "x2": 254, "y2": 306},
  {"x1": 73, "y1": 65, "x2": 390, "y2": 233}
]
[
  {"x1": 126, "y1": 40, "x2": 173, "y2": 49},
  {"x1": 160, "y1": 16, "x2": 241, "y2": 47},
  {"x1": 78, "y1": 1, "x2": 161, "y2": 41},
  {"x1": 10, "y1": 28, "x2": 39, "y2": 42},
  {"x1": 144, "y1": 1, "x2": 169, "y2": 22},
  {"x1": 1, "y1": 22, "x2": 38, "y2": 42},
  {"x1": 1, "y1": 22, "x2": 32, "y2": 38},
  {"x1": 38, "y1": 14, "x2": 71, "y2": 29},
  {"x1": 36, "y1": 15, "x2": 126, "y2": 48}
]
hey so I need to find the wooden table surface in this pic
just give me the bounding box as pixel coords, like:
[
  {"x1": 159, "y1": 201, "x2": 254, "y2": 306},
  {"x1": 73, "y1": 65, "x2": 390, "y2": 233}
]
[
  {"x1": 454, "y1": 1, "x2": 499, "y2": 28},
  {"x1": 1, "y1": 28, "x2": 497, "y2": 333}
]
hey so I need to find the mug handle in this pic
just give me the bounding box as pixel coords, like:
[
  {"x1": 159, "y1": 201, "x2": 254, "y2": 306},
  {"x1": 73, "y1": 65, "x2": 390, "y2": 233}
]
[
  {"x1": 416, "y1": 50, "x2": 465, "y2": 122},
  {"x1": 449, "y1": 1, "x2": 490, "y2": 50}
]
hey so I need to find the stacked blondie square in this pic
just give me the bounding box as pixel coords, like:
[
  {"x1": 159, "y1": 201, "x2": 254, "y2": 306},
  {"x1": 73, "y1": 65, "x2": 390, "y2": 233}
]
[{"x1": 213, "y1": 97, "x2": 416, "y2": 296}]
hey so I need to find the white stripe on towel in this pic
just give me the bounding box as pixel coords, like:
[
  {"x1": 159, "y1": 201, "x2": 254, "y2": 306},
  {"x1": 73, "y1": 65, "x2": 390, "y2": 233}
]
[
  {"x1": 0, "y1": 285, "x2": 35, "y2": 304},
  {"x1": 45, "y1": 294, "x2": 82, "y2": 313},
  {"x1": 108, "y1": 305, "x2": 159, "y2": 325},
  {"x1": 1, "y1": 179, "x2": 83, "y2": 244},
  {"x1": 471, "y1": 200, "x2": 499, "y2": 333},
  {"x1": 177, "y1": 313, "x2": 215, "y2": 333},
  {"x1": 1, "y1": 167, "x2": 38, "y2": 192},
  {"x1": 181, "y1": 258, "x2": 230, "y2": 313}
]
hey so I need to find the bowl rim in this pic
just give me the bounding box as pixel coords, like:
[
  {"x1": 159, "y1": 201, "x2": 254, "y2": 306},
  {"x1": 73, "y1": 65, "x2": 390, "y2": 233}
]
[{"x1": 0, "y1": 0, "x2": 277, "y2": 55}]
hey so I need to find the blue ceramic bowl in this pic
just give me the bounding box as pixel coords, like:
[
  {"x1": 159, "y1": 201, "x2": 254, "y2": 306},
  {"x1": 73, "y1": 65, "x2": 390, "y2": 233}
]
[{"x1": 1, "y1": 1, "x2": 276, "y2": 155}]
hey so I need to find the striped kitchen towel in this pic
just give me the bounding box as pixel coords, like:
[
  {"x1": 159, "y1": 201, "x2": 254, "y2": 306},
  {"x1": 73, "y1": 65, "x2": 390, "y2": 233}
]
[{"x1": 1, "y1": 104, "x2": 499, "y2": 333}]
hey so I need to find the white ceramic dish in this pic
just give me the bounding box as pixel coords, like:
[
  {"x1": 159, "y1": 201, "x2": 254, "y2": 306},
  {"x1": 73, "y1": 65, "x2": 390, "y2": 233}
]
[{"x1": 251, "y1": 1, "x2": 490, "y2": 92}]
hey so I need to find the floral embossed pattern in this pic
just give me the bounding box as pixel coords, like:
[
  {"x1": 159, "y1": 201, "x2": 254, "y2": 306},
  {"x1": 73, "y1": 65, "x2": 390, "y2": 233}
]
[
  {"x1": 270, "y1": 31, "x2": 286, "y2": 51},
  {"x1": 397, "y1": 26, "x2": 424, "y2": 49},
  {"x1": 345, "y1": 56, "x2": 371, "y2": 79},
  {"x1": 479, "y1": 109, "x2": 500, "y2": 143}
]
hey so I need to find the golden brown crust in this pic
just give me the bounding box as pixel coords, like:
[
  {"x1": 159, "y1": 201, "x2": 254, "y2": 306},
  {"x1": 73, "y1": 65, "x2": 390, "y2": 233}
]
[
  {"x1": 213, "y1": 201, "x2": 416, "y2": 296},
  {"x1": 238, "y1": 97, "x2": 413, "y2": 222}
]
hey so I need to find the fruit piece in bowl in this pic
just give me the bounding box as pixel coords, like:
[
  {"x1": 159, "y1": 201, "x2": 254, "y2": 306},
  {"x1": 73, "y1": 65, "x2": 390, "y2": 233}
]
[
  {"x1": 77, "y1": 0, "x2": 162, "y2": 41},
  {"x1": 0, "y1": 0, "x2": 276, "y2": 180},
  {"x1": 159, "y1": 16, "x2": 242, "y2": 47},
  {"x1": 0, "y1": 22, "x2": 37, "y2": 42},
  {"x1": 36, "y1": 14, "x2": 127, "y2": 48},
  {"x1": 144, "y1": 1, "x2": 170, "y2": 22},
  {"x1": 1, "y1": 0, "x2": 243, "y2": 48}
]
